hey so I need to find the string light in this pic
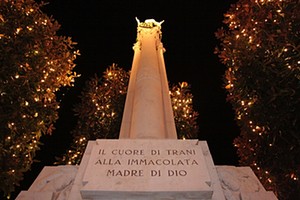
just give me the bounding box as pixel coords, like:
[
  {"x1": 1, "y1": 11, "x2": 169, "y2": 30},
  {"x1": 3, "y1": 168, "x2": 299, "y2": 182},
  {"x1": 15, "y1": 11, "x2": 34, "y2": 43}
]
[
  {"x1": 216, "y1": 0, "x2": 300, "y2": 198},
  {"x1": 1, "y1": 0, "x2": 80, "y2": 197}
]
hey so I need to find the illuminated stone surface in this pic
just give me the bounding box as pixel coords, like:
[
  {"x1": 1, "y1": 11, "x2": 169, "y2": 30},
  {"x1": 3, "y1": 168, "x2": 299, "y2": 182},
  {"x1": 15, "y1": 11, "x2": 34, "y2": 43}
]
[
  {"x1": 119, "y1": 18, "x2": 177, "y2": 139},
  {"x1": 17, "y1": 165, "x2": 78, "y2": 200},
  {"x1": 216, "y1": 166, "x2": 278, "y2": 200},
  {"x1": 17, "y1": 141, "x2": 277, "y2": 200},
  {"x1": 80, "y1": 139, "x2": 213, "y2": 199}
]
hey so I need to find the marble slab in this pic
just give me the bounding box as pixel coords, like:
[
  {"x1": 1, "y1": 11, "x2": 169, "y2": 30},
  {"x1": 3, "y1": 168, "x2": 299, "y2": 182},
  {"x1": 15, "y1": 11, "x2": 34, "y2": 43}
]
[{"x1": 81, "y1": 139, "x2": 213, "y2": 199}]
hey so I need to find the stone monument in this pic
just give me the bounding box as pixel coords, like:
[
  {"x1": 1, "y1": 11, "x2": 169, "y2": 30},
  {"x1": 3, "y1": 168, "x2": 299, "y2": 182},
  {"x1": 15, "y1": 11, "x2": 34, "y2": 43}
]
[
  {"x1": 119, "y1": 18, "x2": 177, "y2": 140},
  {"x1": 80, "y1": 18, "x2": 214, "y2": 199},
  {"x1": 17, "y1": 19, "x2": 277, "y2": 200}
]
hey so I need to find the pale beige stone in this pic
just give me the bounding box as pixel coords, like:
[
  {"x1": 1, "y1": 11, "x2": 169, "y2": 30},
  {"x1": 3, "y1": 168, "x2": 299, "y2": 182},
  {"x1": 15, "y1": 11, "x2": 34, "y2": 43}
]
[
  {"x1": 119, "y1": 19, "x2": 177, "y2": 139},
  {"x1": 81, "y1": 139, "x2": 213, "y2": 199}
]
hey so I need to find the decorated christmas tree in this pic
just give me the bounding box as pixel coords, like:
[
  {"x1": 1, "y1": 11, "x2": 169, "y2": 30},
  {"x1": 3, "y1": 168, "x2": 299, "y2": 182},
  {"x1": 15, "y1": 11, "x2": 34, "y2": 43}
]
[
  {"x1": 57, "y1": 64, "x2": 199, "y2": 165},
  {"x1": 0, "y1": 0, "x2": 79, "y2": 198},
  {"x1": 215, "y1": 0, "x2": 300, "y2": 199}
]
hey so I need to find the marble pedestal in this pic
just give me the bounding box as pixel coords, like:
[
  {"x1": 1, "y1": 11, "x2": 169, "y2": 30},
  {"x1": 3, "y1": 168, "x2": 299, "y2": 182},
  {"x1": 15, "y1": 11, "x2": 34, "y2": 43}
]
[
  {"x1": 17, "y1": 139, "x2": 277, "y2": 200},
  {"x1": 80, "y1": 139, "x2": 214, "y2": 199}
]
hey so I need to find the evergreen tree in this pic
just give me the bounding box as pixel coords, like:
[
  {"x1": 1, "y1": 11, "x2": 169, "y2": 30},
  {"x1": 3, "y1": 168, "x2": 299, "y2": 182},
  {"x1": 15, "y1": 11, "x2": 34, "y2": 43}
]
[
  {"x1": 57, "y1": 64, "x2": 199, "y2": 165},
  {"x1": 58, "y1": 64, "x2": 129, "y2": 165},
  {"x1": 215, "y1": 0, "x2": 300, "y2": 199},
  {"x1": 170, "y1": 82, "x2": 199, "y2": 139},
  {"x1": 0, "y1": 0, "x2": 79, "y2": 198}
]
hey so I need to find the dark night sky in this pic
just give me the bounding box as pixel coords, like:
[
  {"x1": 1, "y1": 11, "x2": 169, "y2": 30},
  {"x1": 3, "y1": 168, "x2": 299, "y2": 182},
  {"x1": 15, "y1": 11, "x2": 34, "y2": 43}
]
[{"x1": 16, "y1": 0, "x2": 240, "y2": 196}]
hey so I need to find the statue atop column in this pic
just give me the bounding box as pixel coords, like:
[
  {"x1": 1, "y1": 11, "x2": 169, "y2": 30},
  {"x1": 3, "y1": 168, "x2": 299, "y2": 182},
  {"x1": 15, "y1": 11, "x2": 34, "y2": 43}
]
[{"x1": 119, "y1": 18, "x2": 177, "y2": 139}]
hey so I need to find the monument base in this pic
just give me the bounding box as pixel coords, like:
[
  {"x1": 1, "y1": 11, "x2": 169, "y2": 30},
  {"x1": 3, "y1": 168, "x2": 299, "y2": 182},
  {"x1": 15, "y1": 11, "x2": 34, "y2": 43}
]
[
  {"x1": 17, "y1": 140, "x2": 277, "y2": 200},
  {"x1": 81, "y1": 139, "x2": 213, "y2": 199}
]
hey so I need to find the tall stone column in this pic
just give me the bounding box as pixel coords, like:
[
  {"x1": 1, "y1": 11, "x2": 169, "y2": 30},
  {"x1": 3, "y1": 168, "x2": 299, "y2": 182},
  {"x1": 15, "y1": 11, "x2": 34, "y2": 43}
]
[{"x1": 119, "y1": 19, "x2": 177, "y2": 139}]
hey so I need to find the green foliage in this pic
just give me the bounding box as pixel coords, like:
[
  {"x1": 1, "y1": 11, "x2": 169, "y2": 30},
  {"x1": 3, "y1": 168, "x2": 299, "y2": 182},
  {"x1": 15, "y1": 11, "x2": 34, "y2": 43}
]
[
  {"x1": 56, "y1": 64, "x2": 129, "y2": 165},
  {"x1": 170, "y1": 82, "x2": 199, "y2": 139},
  {"x1": 0, "y1": 0, "x2": 79, "y2": 198},
  {"x1": 57, "y1": 64, "x2": 199, "y2": 165},
  {"x1": 215, "y1": 0, "x2": 300, "y2": 199}
]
